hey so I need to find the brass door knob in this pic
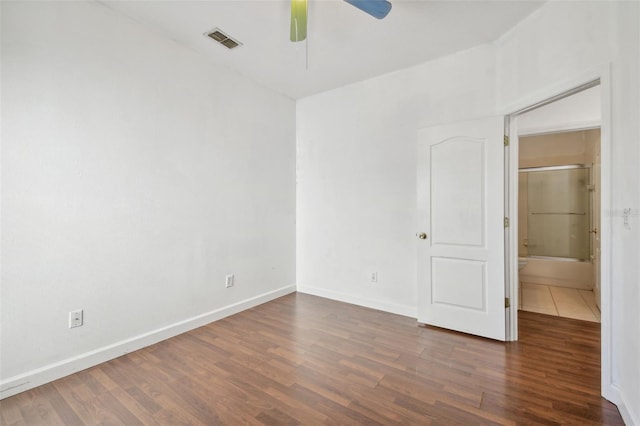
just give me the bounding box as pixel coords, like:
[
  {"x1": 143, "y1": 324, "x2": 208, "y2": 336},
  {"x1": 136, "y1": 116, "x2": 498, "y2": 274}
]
[{"x1": 418, "y1": 232, "x2": 427, "y2": 240}]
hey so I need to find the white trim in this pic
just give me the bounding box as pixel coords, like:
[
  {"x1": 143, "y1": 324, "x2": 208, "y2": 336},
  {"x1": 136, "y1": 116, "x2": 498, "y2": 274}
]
[
  {"x1": 507, "y1": 117, "x2": 520, "y2": 341},
  {"x1": 297, "y1": 285, "x2": 417, "y2": 319},
  {"x1": 503, "y1": 63, "x2": 614, "y2": 403},
  {"x1": 0, "y1": 284, "x2": 296, "y2": 400},
  {"x1": 517, "y1": 121, "x2": 601, "y2": 137},
  {"x1": 608, "y1": 385, "x2": 639, "y2": 426},
  {"x1": 610, "y1": 385, "x2": 640, "y2": 425},
  {"x1": 503, "y1": 116, "x2": 512, "y2": 341},
  {"x1": 498, "y1": 65, "x2": 608, "y2": 115},
  {"x1": 599, "y1": 64, "x2": 613, "y2": 404}
]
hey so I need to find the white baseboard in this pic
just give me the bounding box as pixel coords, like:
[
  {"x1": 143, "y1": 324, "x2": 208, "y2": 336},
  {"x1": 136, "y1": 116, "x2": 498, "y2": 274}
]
[
  {"x1": 607, "y1": 384, "x2": 639, "y2": 426},
  {"x1": 0, "y1": 284, "x2": 296, "y2": 400},
  {"x1": 297, "y1": 285, "x2": 417, "y2": 318}
]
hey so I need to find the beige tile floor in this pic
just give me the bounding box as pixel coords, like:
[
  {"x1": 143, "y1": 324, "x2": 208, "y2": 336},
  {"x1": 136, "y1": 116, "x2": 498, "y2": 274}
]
[{"x1": 519, "y1": 282, "x2": 601, "y2": 323}]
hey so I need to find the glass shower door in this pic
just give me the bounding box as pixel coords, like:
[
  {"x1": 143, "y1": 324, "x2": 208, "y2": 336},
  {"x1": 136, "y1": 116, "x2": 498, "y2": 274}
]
[{"x1": 526, "y1": 167, "x2": 590, "y2": 260}]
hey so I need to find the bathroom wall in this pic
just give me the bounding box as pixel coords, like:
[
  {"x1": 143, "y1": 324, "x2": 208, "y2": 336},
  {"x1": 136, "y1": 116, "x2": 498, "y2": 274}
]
[
  {"x1": 519, "y1": 129, "x2": 599, "y2": 169},
  {"x1": 518, "y1": 129, "x2": 599, "y2": 289}
]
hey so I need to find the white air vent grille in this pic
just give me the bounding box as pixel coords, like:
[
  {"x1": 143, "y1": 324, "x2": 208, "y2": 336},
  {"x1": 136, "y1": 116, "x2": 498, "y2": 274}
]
[{"x1": 205, "y1": 28, "x2": 242, "y2": 50}]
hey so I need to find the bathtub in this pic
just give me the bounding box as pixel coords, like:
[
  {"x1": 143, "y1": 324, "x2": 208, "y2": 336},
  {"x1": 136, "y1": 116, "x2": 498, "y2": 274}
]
[{"x1": 518, "y1": 256, "x2": 593, "y2": 289}]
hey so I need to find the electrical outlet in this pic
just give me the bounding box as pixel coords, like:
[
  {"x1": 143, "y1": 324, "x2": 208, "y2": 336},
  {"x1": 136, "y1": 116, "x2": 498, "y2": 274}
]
[
  {"x1": 370, "y1": 272, "x2": 378, "y2": 283},
  {"x1": 225, "y1": 274, "x2": 235, "y2": 288},
  {"x1": 69, "y1": 309, "x2": 83, "y2": 328}
]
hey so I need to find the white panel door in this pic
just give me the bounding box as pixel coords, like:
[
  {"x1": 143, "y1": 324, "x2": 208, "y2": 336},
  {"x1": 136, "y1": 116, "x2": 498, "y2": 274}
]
[{"x1": 417, "y1": 117, "x2": 505, "y2": 341}]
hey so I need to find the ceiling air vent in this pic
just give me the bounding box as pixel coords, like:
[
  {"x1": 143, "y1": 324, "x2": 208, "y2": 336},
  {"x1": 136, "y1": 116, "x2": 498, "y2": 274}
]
[{"x1": 205, "y1": 28, "x2": 242, "y2": 50}]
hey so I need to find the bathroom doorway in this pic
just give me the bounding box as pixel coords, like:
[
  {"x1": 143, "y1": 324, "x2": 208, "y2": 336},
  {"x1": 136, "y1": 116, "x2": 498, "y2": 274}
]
[
  {"x1": 507, "y1": 82, "x2": 603, "y2": 326},
  {"x1": 517, "y1": 129, "x2": 601, "y2": 322},
  {"x1": 505, "y1": 73, "x2": 614, "y2": 402},
  {"x1": 505, "y1": 79, "x2": 609, "y2": 328}
]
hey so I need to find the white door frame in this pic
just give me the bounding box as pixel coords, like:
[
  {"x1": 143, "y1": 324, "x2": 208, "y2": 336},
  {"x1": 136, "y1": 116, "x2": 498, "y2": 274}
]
[{"x1": 501, "y1": 65, "x2": 613, "y2": 402}]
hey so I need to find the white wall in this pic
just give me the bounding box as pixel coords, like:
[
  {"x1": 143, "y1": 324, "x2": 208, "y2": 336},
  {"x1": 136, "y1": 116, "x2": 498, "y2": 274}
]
[
  {"x1": 611, "y1": 1, "x2": 640, "y2": 421},
  {"x1": 1, "y1": 1, "x2": 296, "y2": 397},
  {"x1": 497, "y1": 1, "x2": 639, "y2": 421},
  {"x1": 297, "y1": 0, "x2": 639, "y2": 422},
  {"x1": 516, "y1": 85, "x2": 601, "y2": 135},
  {"x1": 297, "y1": 45, "x2": 497, "y2": 316},
  {"x1": 2, "y1": 0, "x2": 638, "y2": 419}
]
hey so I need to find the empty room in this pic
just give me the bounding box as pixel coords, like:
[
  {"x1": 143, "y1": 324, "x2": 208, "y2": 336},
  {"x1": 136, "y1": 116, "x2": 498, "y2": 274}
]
[{"x1": 1, "y1": 0, "x2": 639, "y2": 424}]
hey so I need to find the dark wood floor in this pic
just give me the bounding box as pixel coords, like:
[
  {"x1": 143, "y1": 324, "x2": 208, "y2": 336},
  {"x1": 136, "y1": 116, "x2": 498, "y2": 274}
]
[{"x1": 1, "y1": 293, "x2": 623, "y2": 425}]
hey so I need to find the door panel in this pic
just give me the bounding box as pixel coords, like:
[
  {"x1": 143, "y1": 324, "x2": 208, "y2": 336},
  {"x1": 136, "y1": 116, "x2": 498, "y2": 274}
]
[
  {"x1": 432, "y1": 258, "x2": 486, "y2": 310},
  {"x1": 431, "y1": 138, "x2": 485, "y2": 247},
  {"x1": 417, "y1": 117, "x2": 505, "y2": 341}
]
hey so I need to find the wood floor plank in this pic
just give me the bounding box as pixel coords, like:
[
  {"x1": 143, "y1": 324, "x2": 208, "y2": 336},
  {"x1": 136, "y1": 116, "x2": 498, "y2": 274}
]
[
  {"x1": 1, "y1": 395, "x2": 25, "y2": 426},
  {"x1": 33, "y1": 384, "x2": 83, "y2": 426},
  {"x1": 0, "y1": 294, "x2": 624, "y2": 425}
]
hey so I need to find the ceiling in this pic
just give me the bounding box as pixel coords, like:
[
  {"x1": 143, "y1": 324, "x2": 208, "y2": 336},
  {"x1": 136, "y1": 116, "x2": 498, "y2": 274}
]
[{"x1": 101, "y1": 0, "x2": 545, "y2": 99}]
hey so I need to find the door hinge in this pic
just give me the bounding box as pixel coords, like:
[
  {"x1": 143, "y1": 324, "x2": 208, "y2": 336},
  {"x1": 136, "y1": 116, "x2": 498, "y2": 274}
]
[
  {"x1": 504, "y1": 217, "x2": 510, "y2": 228},
  {"x1": 505, "y1": 297, "x2": 511, "y2": 308},
  {"x1": 504, "y1": 135, "x2": 510, "y2": 146}
]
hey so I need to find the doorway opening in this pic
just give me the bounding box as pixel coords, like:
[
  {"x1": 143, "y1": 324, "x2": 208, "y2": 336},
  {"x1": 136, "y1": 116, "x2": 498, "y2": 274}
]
[
  {"x1": 507, "y1": 80, "x2": 603, "y2": 330},
  {"x1": 517, "y1": 129, "x2": 601, "y2": 321},
  {"x1": 505, "y1": 78, "x2": 612, "y2": 400}
]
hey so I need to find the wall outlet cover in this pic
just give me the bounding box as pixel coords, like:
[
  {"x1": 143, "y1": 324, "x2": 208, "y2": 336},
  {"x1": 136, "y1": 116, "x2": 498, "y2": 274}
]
[
  {"x1": 69, "y1": 309, "x2": 83, "y2": 328},
  {"x1": 225, "y1": 274, "x2": 235, "y2": 288}
]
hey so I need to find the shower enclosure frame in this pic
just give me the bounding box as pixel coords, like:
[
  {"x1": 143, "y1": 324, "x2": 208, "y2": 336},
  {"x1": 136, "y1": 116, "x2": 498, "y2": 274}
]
[{"x1": 518, "y1": 163, "x2": 594, "y2": 263}]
